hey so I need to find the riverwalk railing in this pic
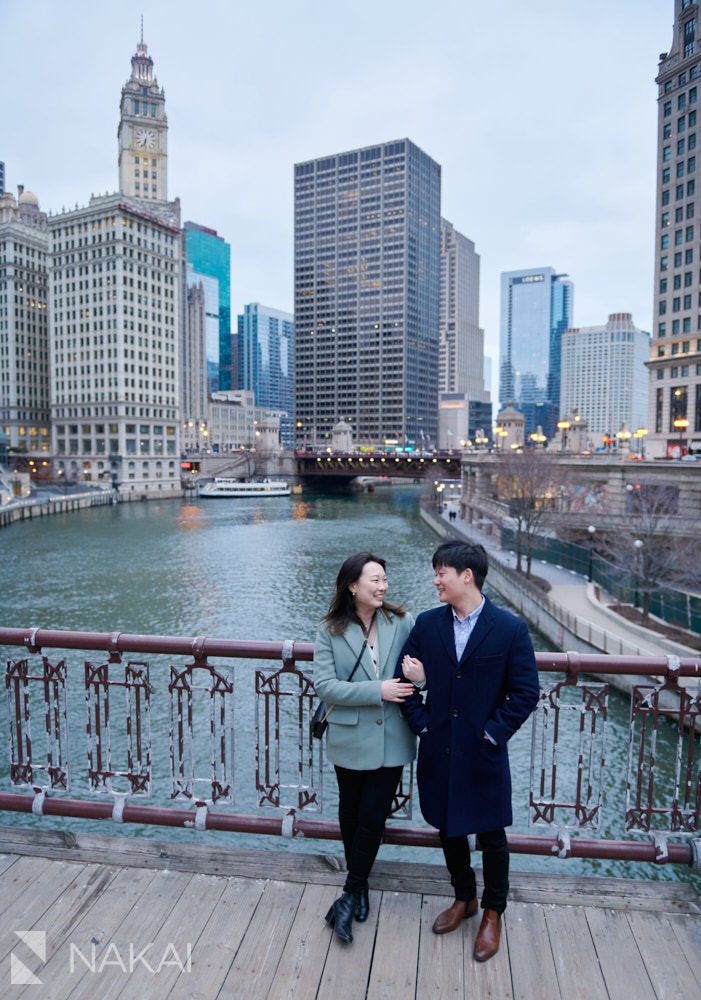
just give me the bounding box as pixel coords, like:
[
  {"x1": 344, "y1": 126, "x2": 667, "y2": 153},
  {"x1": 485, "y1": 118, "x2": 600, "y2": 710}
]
[{"x1": 0, "y1": 627, "x2": 699, "y2": 869}]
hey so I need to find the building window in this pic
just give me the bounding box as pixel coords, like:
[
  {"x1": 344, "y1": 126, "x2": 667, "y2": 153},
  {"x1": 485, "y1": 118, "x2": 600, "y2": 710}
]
[
  {"x1": 664, "y1": 167, "x2": 671, "y2": 183},
  {"x1": 664, "y1": 123, "x2": 672, "y2": 139},
  {"x1": 664, "y1": 100, "x2": 672, "y2": 117},
  {"x1": 674, "y1": 319, "x2": 681, "y2": 333},
  {"x1": 679, "y1": 93, "x2": 688, "y2": 111},
  {"x1": 670, "y1": 386, "x2": 688, "y2": 429},
  {"x1": 686, "y1": 248, "x2": 694, "y2": 263},
  {"x1": 661, "y1": 234, "x2": 670, "y2": 249},
  {"x1": 663, "y1": 145, "x2": 672, "y2": 161},
  {"x1": 656, "y1": 388, "x2": 664, "y2": 433},
  {"x1": 662, "y1": 188, "x2": 670, "y2": 205},
  {"x1": 658, "y1": 321, "x2": 667, "y2": 336},
  {"x1": 684, "y1": 317, "x2": 692, "y2": 332},
  {"x1": 657, "y1": 369, "x2": 664, "y2": 380},
  {"x1": 684, "y1": 19, "x2": 697, "y2": 59}
]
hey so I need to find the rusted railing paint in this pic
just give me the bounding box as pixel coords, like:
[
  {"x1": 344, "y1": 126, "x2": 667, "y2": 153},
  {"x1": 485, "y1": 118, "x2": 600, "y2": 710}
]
[
  {"x1": 0, "y1": 627, "x2": 699, "y2": 867},
  {"x1": 0, "y1": 792, "x2": 692, "y2": 864},
  {"x1": 1, "y1": 628, "x2": 700, "y2": 676}
]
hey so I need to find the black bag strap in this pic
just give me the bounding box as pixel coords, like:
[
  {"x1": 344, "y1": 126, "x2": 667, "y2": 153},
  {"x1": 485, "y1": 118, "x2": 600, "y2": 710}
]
[{"x1": 346, "y1": 608, "x2": 377, "y2": 682}]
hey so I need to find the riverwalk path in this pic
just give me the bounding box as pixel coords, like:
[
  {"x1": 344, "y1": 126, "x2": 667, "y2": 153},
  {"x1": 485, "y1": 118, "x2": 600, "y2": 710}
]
[
  {"x1": 433, "y1": 507, "x2": 699, "y2": 660},
  {"x1": 0, "y1": 826, "x2": 699, "y2": 999}
]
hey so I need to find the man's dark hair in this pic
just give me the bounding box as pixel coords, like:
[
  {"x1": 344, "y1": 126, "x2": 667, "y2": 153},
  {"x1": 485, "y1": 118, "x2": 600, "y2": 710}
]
[{"x1": 432, "y1": 541, "x2": 489, "y2": 591}]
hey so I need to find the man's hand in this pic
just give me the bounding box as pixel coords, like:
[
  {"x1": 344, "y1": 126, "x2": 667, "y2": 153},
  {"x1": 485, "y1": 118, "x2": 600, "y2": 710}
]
[
  {"x1": 381, "y1": 678, "x2": 416, "y2": 702},
  {"x1": 402, "y1": 655, "x2": 426, "y2": 685}
]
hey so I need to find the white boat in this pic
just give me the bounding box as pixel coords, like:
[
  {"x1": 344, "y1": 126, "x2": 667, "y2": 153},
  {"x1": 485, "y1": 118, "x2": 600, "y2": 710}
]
[{"x1": 198, "y1": 477, "x2": 291, "y2": 498}]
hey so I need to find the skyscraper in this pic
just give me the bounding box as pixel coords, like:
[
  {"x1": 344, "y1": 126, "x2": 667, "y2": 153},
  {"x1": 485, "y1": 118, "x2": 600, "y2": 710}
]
[
  {"x1": 48, "y1": 34, "x2": 182, "y2": 495},
  {"x1": 294, "y1": 139, "x2": 441, "y2": 448},
  {"x1": 0, "y1": 185, "x2": 51, "y2": 458},
  {"x1": 438, "y1": 219, "x2": 490, "y2": 447},
  {"x1": 0, "y1": 162, "x2": 5, "y2": 196},
  {"x1": 499, "y1": 267, "x2": 573, "y2": 438},
  {"x1": 237, "y1": 303, "x2": 294, "y2": 447},
  {"x1": 561, "y1": 313, "x2": 650, "y2": 441},
  {"x1": 647, "y1": 1, "x2": 701, "y2": 457},
  {"x1": 184, "y1": 221, "x2": 232, "y2": 390}
]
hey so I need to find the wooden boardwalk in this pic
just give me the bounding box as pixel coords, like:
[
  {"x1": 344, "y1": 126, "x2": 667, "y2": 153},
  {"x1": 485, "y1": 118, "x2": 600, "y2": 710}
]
[{"x1": 0, "y1": 826, "x2": 699, "y2": 999}]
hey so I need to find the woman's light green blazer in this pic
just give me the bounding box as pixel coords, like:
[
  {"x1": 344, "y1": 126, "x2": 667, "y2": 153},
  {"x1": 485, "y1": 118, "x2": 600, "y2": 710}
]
[{"x1": 313, "y1": 611, "x2": 417, "y2": 770}]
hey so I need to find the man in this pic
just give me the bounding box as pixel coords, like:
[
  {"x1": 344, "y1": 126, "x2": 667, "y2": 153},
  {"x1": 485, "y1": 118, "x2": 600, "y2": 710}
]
[{"x1": 397, "y1": 540, "x2": 539, "y2": 962}]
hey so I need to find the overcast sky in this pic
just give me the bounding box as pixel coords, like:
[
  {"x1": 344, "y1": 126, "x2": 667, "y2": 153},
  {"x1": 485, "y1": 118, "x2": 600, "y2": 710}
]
[{"x1": 2, "y1": 0, "x2": 673, "y2": 396}]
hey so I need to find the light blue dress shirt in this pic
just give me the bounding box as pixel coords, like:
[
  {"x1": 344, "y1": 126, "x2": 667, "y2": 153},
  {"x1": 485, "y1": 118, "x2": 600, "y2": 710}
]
[{"x1": 452, "y1": 598, "x2": 485, "y2": 660}]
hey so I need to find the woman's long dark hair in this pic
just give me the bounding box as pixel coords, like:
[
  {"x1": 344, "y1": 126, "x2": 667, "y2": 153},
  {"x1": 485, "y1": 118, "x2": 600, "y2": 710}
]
[{"x1": 323, "y1": 551, "x2": 406, "y2": 635}]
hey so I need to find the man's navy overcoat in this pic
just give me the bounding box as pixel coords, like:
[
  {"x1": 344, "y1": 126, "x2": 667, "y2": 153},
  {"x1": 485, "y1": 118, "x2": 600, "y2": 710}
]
[{"x1": 396, "y1": 596, "x2": 540, "y2": 837}]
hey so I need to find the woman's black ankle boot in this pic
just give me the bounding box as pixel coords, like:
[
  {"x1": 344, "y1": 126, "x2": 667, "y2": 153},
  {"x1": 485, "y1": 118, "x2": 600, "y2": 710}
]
[
  {"x1": 325, "y1": 891, "x2": 356, "y2": 943},
  {"x1": 354, "y1": 883, "x2": 369, "y2": 922}
]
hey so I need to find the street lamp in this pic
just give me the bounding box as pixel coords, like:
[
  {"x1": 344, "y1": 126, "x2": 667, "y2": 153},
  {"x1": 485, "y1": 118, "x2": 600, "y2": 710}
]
[
  {"x1": 633, "y1": 538, "x2": 644, "y2": 610},
  {"x1": 495, "y1": 427, "x2": 508, "y2": 451},
  {"x1": 587, "y1": 524, "x2": 596, "y2": 582},
  {"x1": 672, "y1": 417, "x2": 689, "y2": 458},
  {"x1": 633, "y1": 427, "x2": 648, "y2": 458},
  {"x1": 529, "y1": 427, "x2": 547, "y2": 447},
  {"x1": 616, "y1": 425, "x2": 632, "y2": 454}
]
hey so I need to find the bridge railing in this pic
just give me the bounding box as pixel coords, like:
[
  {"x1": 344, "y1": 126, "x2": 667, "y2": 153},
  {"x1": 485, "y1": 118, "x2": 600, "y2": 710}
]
[{"x1": 0, "y1": 628, "x2": 699, "y2": 868}]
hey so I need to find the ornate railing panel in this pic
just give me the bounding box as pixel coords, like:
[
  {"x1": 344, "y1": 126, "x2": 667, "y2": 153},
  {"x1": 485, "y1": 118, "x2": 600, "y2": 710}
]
[
  {"x1": 626, "y1": 676, "x2": 701, "y2": 834},
  {"x1": 529, "y1": 679, "x2": 608, "y2": 831},
  {"x1": 85, "y1": 659, "x2": 151, "y2": 794},
  {"x1": 5, "y1": 656, "x2": 69, "y2": 791},
  {"x1": 169, "y1": 659, "x2": 233, "y2": 803}
]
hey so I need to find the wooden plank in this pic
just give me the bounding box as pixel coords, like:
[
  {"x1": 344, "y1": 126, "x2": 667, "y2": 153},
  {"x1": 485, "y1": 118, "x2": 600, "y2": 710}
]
[
  {"x1": 463, "y1": 908, "x2": 513, "y2": 999},
  {"x1": 267, "y1": 882, "x2": 337, "y2": 1000},
  {"x1": 0, "y1": 825, "x2": 697, "y2": 911},
  {"x1": 0, "y1": 858, "x2": 84, "y2": 962},
  {"x1": 11, "y1": 862, "x2": 118, "y2": 999},
  {"x1": 668, "y1": 913, "x2": 701, "y2": 984},
  {"x1": 110, "y1": 872, "x2": 227, "y2": 1000},
  {"x1": 316, "y1": 889, "x2": 382, "y2": 1000},
  {"x1": 0, "y1": 853, "x2": 20, "y2": 877},
  {"x1": 544, "y1": 904, "x2": 608, "y2": 1000},
  {"x1": 366, "y1": 891, "x2": 422, "y2": 1000},
  {"x1": 62, "y1": 869, "x2": 193, "y2": 1000},
  {"x1": 167, "y1": 877, "x2": 265, "y2": 1000},
  {"x1": 584, "y1": 906, "x2": 656, "y2": 1000},
  {"x1": 627, "y1": 910, "x2": 700, "y2": 999},
  {"x1": 0, "y1": 855, "x2": 58, "y2": 918},
  {"x1": 505, "y1": 901, "x2": 559, "y2": 1000},
  {"x1": 415, "y1": 894, "x2": 464, "y2": 998},
  {"x1": 30, "y1": 866, "x2": 160, "y2": 1000},
  {"x1": 217, "y1": 879, "x2": 304, "y2": 999}
]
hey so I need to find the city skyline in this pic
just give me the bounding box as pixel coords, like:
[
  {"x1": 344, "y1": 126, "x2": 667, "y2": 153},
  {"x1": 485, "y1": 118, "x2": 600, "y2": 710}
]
[{"x1": 2, "y1": 0, "x2": 670, "y2": 401}]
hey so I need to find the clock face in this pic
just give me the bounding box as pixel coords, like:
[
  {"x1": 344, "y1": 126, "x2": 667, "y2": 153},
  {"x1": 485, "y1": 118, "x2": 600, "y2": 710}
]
[{"x1": 135, "y1": 128, "x2": 156, "y2": 150}]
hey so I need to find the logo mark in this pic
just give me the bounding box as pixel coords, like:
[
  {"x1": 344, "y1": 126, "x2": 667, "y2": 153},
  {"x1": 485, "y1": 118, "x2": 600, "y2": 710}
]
[{"x1": 10, "y1": 931, "x2": 46, "y2": 985}]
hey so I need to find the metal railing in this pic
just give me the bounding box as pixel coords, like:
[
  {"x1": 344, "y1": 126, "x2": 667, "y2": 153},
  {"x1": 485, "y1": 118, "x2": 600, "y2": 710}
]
[{"x1": 0, "y1": 627, "x2": 699, "y2": 868}]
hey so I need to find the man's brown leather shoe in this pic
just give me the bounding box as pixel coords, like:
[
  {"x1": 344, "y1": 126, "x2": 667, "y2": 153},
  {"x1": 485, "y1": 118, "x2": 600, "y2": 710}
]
[
  {"x1": 473, "y1": 908, "x2": 501, "y2": 961},
  {"x1": 432, "y1": 897, "x2": 478, "y2": 934}
]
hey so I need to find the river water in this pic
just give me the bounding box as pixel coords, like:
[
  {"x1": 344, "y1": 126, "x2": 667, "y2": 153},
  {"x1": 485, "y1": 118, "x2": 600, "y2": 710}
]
[{"x1": 1, "y1": 486, "x2": 698, "y2": 889}]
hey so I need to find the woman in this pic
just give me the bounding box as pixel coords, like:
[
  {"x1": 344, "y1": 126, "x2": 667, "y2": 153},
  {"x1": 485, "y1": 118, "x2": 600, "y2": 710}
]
[{"x1": 313, "y1": 552, "x2": 416, "y2": 943}]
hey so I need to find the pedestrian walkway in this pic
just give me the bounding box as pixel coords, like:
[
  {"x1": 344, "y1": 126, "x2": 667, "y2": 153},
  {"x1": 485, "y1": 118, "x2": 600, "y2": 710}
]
[{"x1": 437, "y1": 508, "x2": 698, "y2": 659}]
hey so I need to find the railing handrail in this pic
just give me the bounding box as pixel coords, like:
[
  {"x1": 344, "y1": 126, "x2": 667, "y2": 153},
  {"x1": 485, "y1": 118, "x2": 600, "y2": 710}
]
[{"x1": 0, "y1": 627, "x2": 699, "y2": 677}]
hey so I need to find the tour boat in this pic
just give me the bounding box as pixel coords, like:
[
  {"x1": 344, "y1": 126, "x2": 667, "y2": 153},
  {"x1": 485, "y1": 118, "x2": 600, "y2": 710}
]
[{"x1": 198, "y1": 477, "x2": 291, "y2": 499}]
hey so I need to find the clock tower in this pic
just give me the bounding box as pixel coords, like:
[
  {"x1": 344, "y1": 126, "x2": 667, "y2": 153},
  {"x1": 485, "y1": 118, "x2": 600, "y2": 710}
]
[{"x1": 118, "y1": 29, "x2": 168, "y2": 202}]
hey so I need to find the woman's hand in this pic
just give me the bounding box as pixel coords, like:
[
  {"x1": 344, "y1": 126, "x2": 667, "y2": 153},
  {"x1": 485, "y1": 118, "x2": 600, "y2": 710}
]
[
  {"x1": 381, "y1": 678, "x2": 415, "y2": 702},
  {"x1": 402, "y1": 655, "x2": 425, "y2": 685}
]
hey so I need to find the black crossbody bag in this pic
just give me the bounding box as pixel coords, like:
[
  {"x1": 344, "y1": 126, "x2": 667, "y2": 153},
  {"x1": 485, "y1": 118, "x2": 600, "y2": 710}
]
[{"x1": 310, "y1": 611, "x2": 377, "y2": 740}]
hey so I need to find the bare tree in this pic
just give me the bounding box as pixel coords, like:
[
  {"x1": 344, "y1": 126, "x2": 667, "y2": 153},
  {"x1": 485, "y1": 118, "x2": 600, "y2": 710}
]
[
  {"x1": 492, "y1": 450, "x2": 573, "y2": 579},
  {"x1": 598, "y1": 482, "x2": 701, "y2": 619}
]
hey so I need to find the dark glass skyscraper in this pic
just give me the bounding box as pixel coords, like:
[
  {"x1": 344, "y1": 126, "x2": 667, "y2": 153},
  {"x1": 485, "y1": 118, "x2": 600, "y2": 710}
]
[
  {"x1": 294, "y1": 139, "x2": 441, "y2": 447},
  {"x1": 184, "y1": 221, "x2": 232, "y2": 390}
]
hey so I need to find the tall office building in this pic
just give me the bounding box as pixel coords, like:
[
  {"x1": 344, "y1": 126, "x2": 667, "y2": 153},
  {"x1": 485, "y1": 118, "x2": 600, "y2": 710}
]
[
  {"x1": 561, "y1": 313, "x2": 650, "y2": 441},
  {"x1": 181, "y1": 271, "x2": 208, "y2": 450},
  {"x1": 0, "y1": 185, "x2": 51, "y2": 457},
  {"x1": 294, "y1": 139, "x2": 441, "y2": 448},
  {"x1": 499, "y1": 267, "x2": 573, "y2": 438},
  {"x1": 647, "y1": 1, "x2": 701, "y2": 457},
  {"x1": 237, "y1": 303, "x2": 294, "y2": 447},
  {"x1": 48, "y1": 35, "x2": 182, "y2": 494},
  {"x1": 0, "y1": 163, "x2": 5, "y2": 196},
  {"x1": 184, "y1": 221, "x2": 231, "y2": 390},
  {"x1": 438, "y1": 219, "x2": 490, "y2": 447}
]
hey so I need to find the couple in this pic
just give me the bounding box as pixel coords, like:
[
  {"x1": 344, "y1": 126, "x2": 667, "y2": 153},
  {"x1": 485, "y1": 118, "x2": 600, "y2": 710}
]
[{"x1": 313, "y1": 541, "x2": 540, "y2": 961}]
